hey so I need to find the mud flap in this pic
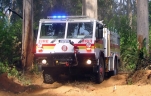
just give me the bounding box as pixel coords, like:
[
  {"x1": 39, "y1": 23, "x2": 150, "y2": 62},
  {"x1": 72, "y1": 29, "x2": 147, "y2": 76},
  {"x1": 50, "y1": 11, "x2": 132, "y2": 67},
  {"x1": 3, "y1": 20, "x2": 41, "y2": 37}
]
[{"x1": 93, "y1": 66, "x2": 98, "y2": 73}]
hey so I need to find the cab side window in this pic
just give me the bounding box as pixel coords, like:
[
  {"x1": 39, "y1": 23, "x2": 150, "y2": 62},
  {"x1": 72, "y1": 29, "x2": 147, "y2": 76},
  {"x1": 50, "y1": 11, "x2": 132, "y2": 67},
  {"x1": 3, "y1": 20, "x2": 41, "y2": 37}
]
[
  {"x1": 95, "y1": 22, "x2": 103, "y2": 39},
  {"x1": 117, "y1": 37, "x2": 120, "y2": 45}
]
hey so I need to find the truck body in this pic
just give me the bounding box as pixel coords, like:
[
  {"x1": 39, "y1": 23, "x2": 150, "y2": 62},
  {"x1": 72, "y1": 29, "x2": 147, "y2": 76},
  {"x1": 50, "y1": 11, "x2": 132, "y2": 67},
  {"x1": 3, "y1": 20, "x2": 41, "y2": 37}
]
[{"x1": 34, "y1": 16, "x2": 120, "y2": 84}]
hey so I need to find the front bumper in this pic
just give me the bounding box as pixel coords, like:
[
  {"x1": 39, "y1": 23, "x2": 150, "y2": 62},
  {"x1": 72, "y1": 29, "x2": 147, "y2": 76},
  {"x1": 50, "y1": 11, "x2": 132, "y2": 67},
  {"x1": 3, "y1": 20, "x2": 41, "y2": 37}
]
[{"x1": 34, "y1": 53, "x2": 97, "y2": 67}]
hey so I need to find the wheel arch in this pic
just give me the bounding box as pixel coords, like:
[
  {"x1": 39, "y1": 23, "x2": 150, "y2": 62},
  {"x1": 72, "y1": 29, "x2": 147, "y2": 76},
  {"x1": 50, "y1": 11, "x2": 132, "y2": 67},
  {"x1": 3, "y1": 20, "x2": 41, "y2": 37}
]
[
  {"x1": 113, "y1": 54, "x2": 118, "y2": 70},
  {"x1": 99, "y1": 51, "x2": 105, "y2": 66},
  {"x1": 100, "y1": 51, "x2": 105, "y2": 60}
]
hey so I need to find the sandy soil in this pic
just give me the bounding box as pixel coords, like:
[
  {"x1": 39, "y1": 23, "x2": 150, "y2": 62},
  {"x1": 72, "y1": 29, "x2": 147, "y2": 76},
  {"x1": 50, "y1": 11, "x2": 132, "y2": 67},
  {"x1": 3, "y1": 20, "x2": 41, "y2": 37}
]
[{"x1": 0, "y1": 70, "x2": 151, "y2": 96}]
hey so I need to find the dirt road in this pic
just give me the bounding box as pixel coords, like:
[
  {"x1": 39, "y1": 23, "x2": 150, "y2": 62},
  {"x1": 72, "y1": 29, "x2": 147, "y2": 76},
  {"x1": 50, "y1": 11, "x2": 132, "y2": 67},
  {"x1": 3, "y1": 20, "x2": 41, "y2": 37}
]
[{"x1": 0, "y1": 70, "x2": 151, "y2": 96}]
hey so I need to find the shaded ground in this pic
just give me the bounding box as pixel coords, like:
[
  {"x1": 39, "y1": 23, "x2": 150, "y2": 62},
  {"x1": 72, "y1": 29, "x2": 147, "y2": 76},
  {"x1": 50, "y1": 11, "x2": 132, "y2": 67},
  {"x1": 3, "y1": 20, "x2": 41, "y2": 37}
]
[{"x1": 0, "y1": 70, "x2": 151, "y2": 96}]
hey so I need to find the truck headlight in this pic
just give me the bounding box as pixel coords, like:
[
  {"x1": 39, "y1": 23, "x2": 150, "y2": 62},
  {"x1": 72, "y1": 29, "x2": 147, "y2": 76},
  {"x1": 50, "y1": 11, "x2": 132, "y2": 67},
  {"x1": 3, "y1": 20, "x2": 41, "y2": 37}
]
[
  {"x1": 86, "y1": 59, "x2": 92, "y2": 65},
  {"x1": 42, "y1": 59, "x2": 47, "y2": 64}
]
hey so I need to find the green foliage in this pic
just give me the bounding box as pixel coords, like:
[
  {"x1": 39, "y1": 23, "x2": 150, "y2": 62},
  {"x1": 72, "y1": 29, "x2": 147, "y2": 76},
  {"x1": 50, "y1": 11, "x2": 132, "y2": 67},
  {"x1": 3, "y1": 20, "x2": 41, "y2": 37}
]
[
  {"x1": 8, "y1": 66, "x2": 19, "y2": 77},
  {"x1": 17, "y1": 74, "x2": 32, "y2": 85},
  {"x1": 30, "y1": 64, "x2": 41, "y2": 74},
  {"x1": 0, "y1": 11, "x2": 22, "y2": 64},
  {"x1": 0, "y1": 62, "x2": 31, "y2": 85},
  {"x1": 120, "y1": 18, "x2": 138, "y2": 71},
  {"x1": 127, "y1": 78, "x2": 133, "y2": 85},
  {"x1": 0, "y1": 62, "x2": 9, "y2": 74},
  {"x1": 107, "y1": 13, "x2": 151, "y2": 71},
  {"x1": 0, "y1": 62, "x2": 18, "y2": 77},
  {"x1": 107, "y1": 16, "x2": 138, "y2": 71}
]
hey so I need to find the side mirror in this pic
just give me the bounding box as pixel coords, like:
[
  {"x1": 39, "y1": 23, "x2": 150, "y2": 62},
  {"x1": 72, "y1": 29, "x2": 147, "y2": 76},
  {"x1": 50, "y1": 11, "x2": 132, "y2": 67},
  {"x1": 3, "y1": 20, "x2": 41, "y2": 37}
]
[{"x1": 99, "y1": 24, "x2": 103, "y2": 29}]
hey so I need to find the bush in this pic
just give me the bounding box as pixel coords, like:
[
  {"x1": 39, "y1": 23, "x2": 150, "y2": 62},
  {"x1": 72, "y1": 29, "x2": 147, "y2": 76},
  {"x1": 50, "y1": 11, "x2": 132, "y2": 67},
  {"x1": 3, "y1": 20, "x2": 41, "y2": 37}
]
[
  {"x1": 0, "y1": 62, "x2": 18, "y2": 77},
  {"x1": 0, "y1": 11, "x2": 22, "y2": 65},
  {"x1": 0, "y1": 62, "x2": 9, "y2": 74},
  {"x1": 107, "y1": 16, "x2": 138, "y2": 71}
]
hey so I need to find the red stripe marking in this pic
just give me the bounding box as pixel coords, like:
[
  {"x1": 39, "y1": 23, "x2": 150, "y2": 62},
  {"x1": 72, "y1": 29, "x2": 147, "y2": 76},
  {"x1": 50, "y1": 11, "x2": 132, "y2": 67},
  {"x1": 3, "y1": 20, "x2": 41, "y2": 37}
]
[
  {"x1": 36, "y1": 44, "x2": 56, "y2": 46},
  {"x1": 110, "y1": 43, "x2": 120, "y2": 49},
  {"x1": 43, "y1": 44, "x2": 56, "y2": 46},
  {"x1": 74, "y1": 44, "x2": 94, "y2": 46},
  {"x1": 95, "y1": 40, "x2": 103, "y2": 44}
]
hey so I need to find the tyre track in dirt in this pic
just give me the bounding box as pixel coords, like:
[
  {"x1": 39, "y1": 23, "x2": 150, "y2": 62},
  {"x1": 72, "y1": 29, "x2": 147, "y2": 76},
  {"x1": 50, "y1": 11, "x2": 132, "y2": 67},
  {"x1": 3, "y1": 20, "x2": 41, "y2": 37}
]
[{"x1": 1, "y1": 71, "x2": 151, "y2": 96}]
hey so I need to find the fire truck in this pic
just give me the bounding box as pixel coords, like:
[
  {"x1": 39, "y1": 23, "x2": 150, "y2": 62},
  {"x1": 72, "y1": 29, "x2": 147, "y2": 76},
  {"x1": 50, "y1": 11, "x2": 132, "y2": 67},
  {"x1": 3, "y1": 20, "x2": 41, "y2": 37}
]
[{"x1": 34, "y1": 16, "x2": 120, "y2": 84}]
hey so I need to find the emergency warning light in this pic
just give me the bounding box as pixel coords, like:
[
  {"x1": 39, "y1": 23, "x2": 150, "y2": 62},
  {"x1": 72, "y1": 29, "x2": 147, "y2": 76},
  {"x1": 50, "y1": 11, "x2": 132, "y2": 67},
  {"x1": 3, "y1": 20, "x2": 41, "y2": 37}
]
[
  {"x1": 52, "y1": 15, "x2": 66, "y2": 19},
  {"x1": 47, "y1": 16, "x2": 88, "y2": 19},
  {"x1": 47, "y1": 15, "x2": 66, "y2": 19}
]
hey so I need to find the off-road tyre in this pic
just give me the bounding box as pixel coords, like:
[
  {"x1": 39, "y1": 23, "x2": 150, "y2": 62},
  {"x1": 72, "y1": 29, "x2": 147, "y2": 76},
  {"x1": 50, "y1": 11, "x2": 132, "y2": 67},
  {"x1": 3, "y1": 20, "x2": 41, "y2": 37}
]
[
  {"x1": 43, "y1": 73, "x2": 55, "y2": 84},
  {"x1": 109, "y1": 58, "x2": 118, "y2": 76},
  {"x1": 95, "y1": 56, "x2": 105, "y2": 84}
]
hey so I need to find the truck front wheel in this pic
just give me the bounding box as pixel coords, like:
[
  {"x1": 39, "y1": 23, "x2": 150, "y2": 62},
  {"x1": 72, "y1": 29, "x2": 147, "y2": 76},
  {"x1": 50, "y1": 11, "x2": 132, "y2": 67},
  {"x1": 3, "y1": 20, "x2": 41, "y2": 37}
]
[
  {"x1": 95, "y1": 57, "x2": 105, "y2": 84},
  {"x1": 43, "y1": 72, "x2": 55, "y2": 84}
]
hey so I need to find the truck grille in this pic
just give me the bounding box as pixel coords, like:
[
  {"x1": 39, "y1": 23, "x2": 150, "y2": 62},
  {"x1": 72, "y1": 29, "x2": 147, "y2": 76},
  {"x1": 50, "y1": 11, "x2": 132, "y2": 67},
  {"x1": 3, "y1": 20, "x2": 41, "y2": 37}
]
[{"x1": 52, "y1": 54, "x2": 76, "y2": 65}]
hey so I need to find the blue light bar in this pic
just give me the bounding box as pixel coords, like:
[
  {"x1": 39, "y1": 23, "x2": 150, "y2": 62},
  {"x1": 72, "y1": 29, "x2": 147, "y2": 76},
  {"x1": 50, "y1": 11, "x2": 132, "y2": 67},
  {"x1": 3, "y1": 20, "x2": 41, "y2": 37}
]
[
  {"x1": 50, "y1": 15, "x2": 66, "y2": 19},
  {"x1": 47, "y1": 16, "x2": 88, "y2": 19},
  {"x1": 62, "y1": 16, "x2": 66, "y2": 18},
  {"x1": 52, "y1": 16, "x2": 57, "y2": 18}
]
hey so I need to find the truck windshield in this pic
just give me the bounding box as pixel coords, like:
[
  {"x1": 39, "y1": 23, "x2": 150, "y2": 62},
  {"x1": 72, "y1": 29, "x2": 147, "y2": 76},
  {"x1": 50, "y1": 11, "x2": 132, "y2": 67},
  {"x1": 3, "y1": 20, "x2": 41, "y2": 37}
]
[
  {"x1": 67, "y1": 22, "x2": 93, "y2": 39},
  {"x1": 40, "y1": 23, "x2": 66, "y2": 38}
]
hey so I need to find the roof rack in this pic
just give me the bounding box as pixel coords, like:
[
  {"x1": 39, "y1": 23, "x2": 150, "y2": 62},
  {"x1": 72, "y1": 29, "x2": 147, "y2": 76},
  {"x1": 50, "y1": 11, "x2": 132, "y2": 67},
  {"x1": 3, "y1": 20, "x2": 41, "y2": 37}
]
[{"x1": 47, "y1": 16, "x2": 89, "y2": 19}]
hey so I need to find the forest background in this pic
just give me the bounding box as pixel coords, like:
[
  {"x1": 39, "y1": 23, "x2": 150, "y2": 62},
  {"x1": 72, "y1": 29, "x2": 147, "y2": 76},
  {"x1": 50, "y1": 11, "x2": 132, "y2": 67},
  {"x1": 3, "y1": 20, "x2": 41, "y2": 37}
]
[{"x1": 0, "y1": 0, "x2": 150, "y2": 75}]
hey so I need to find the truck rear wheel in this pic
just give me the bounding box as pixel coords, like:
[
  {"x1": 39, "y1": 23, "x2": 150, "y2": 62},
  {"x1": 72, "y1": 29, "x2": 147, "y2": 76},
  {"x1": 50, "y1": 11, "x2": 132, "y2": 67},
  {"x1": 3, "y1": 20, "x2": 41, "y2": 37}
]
[
  {"x1": 43, "y1": 72, "x2": 55, "y2": 84},
  {"x1": 109, "y1": 58, "x2": 118, "y2": 76},
  {"x1": 95, "y1": 57, "x2": 105, "y2": 84}
]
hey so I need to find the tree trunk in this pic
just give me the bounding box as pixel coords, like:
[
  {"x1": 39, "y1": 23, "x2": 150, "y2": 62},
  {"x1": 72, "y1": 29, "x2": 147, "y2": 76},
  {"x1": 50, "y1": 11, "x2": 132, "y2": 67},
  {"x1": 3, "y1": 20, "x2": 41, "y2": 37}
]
[
  {"x1": 127, "y1": 0, "x2": 132, "y2": 28},
  {"x1": 137, "y1": 0, "x2": 149, "y2": 52},
  {"x1": 22, "y1": 0, "x2": 33, "y2": 71},
  {"x1": 82, "y1": 0, "x2": 97, "y2": 19}
]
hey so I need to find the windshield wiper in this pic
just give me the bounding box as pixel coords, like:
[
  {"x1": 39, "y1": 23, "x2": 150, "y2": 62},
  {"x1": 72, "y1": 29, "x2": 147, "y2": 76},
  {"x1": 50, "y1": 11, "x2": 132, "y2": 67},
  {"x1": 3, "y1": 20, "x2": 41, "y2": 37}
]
[
  {"x1": 78, "y1": 35, "x2": 90, "y2": 43},
  {"x1": 51, "y1": 38, "x2": 57, "y2": 43}
]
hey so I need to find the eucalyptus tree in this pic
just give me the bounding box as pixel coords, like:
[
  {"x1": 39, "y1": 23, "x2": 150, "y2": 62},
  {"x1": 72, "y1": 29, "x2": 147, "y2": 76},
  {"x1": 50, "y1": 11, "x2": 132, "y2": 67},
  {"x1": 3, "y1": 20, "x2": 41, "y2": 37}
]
[
  {"x1": 82, "y1": 0, "x2": 97, "y2": 19},
  {"x1": 137, "y1": 0, "x2": 149, "y2": 53},
  {"x1": 22, "y1": 0, "x2": 33, "y2": 70}
]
